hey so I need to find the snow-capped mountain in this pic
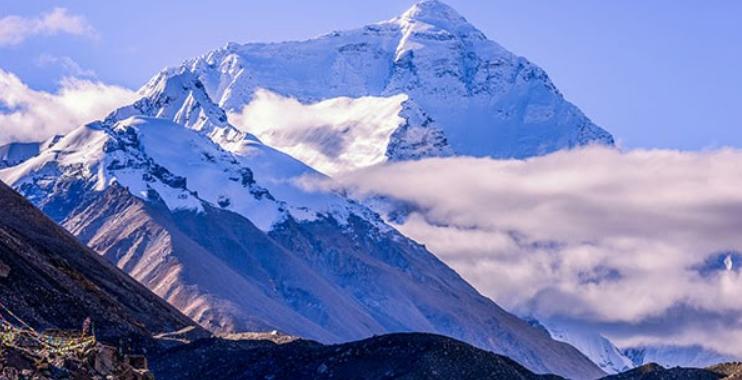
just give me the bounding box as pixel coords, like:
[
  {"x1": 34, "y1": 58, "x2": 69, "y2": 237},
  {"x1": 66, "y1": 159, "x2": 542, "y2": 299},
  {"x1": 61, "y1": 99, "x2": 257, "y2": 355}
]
[
  {"x1": 166, "y1": 0, "x2": 613, "y2": 175},
  {"x1": 623, "y1": 345, "x2": 736, "y2": 369},
  {"x1": 536, "y1": 320, "x2": 634, "y2": 374},
  {"x1": 0, "y1": 72, "x2": 604, "y2": 379}
]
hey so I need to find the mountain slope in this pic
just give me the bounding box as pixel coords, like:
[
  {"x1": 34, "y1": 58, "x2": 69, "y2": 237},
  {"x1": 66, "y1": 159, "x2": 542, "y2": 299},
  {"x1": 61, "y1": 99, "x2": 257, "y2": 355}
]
[
  {"x1": 0, "y1": 78, "x2": 604, "y2": 379},
  {"x1": 172, "y1": 0, "x2": 612, "y2": 175},
  {"x1": 0, "y1": 179, "x2": 577, "y2": 380},
  {"x1": 0, "y1": 180, "x2": 202, "y2": 348}
]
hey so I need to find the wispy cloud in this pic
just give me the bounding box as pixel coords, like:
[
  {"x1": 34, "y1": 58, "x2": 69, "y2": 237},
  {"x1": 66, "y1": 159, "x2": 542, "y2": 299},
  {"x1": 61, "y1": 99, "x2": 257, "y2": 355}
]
[
  {"x1": 0, "y1": 69, "x2": 136, "y2": 144},
  {"x1": 35, "y1": 54, "x2": 96, "y2": 78},
  {"x1": 0, "y1": 8, "x2": 97, "y2": 47},
  {"x1": 308, "y1": 147, "x2": 742, "y2": 356}
]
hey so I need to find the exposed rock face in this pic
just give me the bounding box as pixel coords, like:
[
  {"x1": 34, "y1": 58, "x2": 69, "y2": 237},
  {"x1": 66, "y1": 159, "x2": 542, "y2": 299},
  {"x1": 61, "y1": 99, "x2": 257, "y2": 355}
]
[
  {"x1": 0, "y1": 180, "x2": 203, "y2": 349},
  {"x1": 385, "y1": 100, "x2": 453, "y2": 161},
  {"x1": 151, "y1": 333, "x2": 564, "y2": 380},
  {"x1": 708, "y1": 362, "x2": 742, "y2": 379}
]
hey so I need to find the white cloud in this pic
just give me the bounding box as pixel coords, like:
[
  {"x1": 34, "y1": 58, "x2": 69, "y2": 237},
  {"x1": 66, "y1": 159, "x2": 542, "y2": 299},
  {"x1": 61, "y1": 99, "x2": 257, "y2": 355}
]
[
  {"x1": 35, "y1": 54, "x2": 96, "y2": 78},
  {"x1": 0, "y1": 8, "x2": 97, "y2": 47},
  {"x1": 228, "y1": 89, "x2": 406, "y2": 176},
  {"x1": 309, "y1": 147, "x2": 742, "y2": 356},
  {"x1": 0, "y1": 69, "x2": 137, "y2": 145}
]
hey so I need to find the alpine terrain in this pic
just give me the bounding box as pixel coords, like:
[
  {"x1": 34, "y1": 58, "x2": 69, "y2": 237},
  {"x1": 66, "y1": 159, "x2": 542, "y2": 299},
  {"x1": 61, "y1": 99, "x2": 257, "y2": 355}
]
[
  {"x1": 0, "y1": 65, "x2": 604, "y2": 378},
  {"x1": 0, "y1": 1, "x2": 623, "y2": 379}
]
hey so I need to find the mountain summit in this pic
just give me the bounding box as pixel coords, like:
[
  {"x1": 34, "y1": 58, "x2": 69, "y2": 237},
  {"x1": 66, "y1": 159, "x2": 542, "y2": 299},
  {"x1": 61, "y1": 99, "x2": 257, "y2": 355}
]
[
  {"x1": 167, "y1": 0, "x2": 613, "y2": 175},
  {"x1": 394, "y1": 0, "x2": 476, "y2": 33}
]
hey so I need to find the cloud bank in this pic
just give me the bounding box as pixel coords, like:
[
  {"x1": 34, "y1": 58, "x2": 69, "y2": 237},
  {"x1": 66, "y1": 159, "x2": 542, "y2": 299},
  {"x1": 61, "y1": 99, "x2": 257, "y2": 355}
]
[
  {"x1": 0, "y1": 8, "x2": 97, "y2": 46},
  {"x1": 311, "y1": 147, "x2": 742, "y2": 356},
  {"x1": 228, "y1": 89, "x2": 406, "y2": 176},
  {"x1": 0, "y1": 69, "x2": 136, "y2": 145}
]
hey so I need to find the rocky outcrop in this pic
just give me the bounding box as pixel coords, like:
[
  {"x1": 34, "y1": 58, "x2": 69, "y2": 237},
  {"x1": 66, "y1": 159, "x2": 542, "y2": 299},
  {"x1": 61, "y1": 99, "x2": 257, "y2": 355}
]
[{"x1": 0, "y1": 343, "x2": 153, "y2": 380}]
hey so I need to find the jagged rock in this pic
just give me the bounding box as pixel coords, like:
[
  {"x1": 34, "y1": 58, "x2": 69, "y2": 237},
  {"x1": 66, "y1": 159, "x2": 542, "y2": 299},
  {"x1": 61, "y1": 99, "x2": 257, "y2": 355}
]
[
  {"x1": 708, "y1": 362, "x2": 742, "y2": 378},
  {"x1": 92, "y1": 345, "x2": 117, "y2": 374},
  {"x1": 0, "y1": 343, "x2": 155, "y2": 380}
]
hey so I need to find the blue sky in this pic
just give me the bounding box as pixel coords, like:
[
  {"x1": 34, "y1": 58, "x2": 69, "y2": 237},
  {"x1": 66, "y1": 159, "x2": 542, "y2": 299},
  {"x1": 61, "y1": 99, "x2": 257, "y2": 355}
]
[{"x1": 1, "y1": 0, "x2": 741, "y2": 150}]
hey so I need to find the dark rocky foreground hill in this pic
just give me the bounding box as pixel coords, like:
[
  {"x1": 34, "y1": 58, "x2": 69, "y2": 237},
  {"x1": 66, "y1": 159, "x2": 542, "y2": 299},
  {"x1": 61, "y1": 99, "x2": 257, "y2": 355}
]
[
  {"x1": 151, "y1": 332, "x2": 562, "y2": 380},
  {"x1": 599, "y1": 362, "x2": 742, "y2": 380}
]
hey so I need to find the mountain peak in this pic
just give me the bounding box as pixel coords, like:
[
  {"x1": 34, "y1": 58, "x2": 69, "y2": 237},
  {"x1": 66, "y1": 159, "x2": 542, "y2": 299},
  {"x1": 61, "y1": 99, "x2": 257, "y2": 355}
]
[
  {"x1": 106, "y1": 68, "x2": 260, "y2": 147},
  {"x1": 138, "y1": 69, "x2": 203, "y2": 99},
  {"x1": 109, "y1": 68, "x2": 226, "y2": 131},
  {"x1": 396, "y1": 0, "x2": 470, "y2": 30}
]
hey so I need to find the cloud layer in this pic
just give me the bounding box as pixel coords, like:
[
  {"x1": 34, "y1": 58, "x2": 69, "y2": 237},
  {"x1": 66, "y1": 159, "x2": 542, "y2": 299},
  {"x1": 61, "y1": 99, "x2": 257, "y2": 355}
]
[
  {"x1": 0, "y1": 8, "x2": 97, "y2": 46},
  {"x1": 228, "y1": 89, "x2": 406, "y2": 176},
  {"x1": 0, "y1": 69, "x2": 136, "y2": 145},
  {"x1": 312, "y1": 147, "x2": 742, "y2": 355}
]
